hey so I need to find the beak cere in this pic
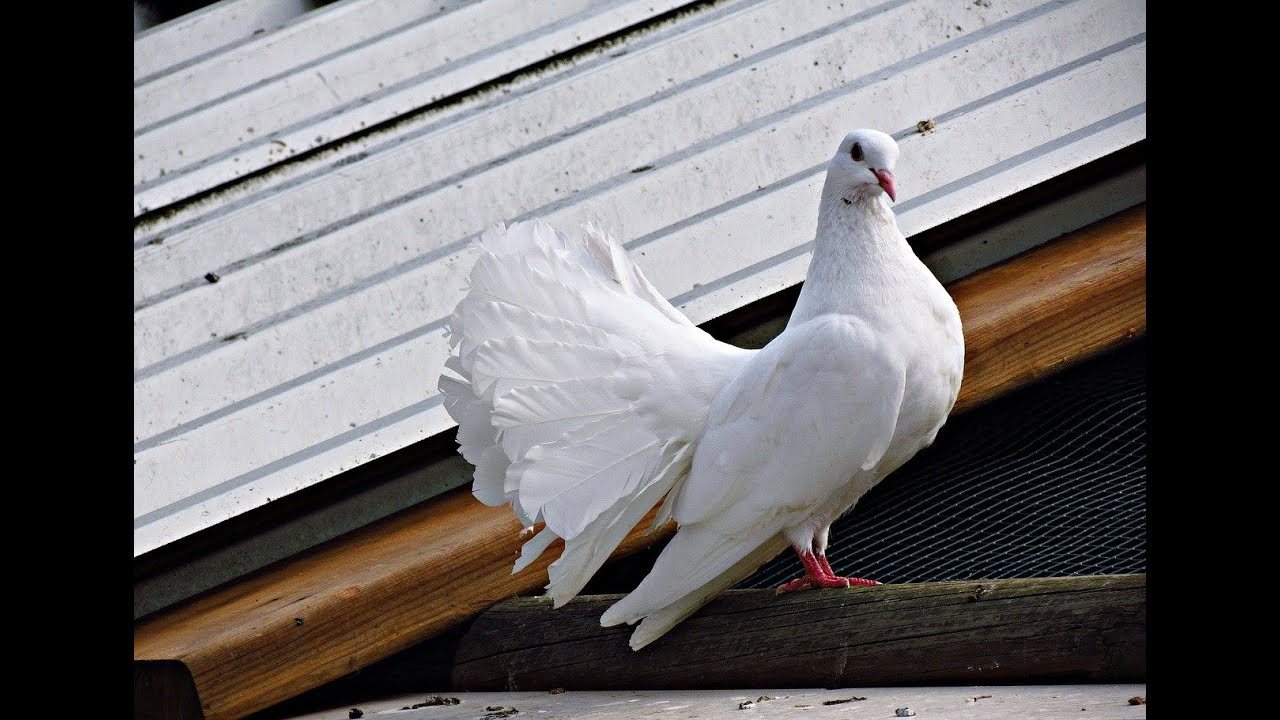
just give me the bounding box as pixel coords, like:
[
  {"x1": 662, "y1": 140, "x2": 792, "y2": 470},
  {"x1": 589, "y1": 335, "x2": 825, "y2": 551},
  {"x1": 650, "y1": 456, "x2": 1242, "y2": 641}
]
[{"x1": 872, "y1": 169, "x2": 896, "y2": 202}]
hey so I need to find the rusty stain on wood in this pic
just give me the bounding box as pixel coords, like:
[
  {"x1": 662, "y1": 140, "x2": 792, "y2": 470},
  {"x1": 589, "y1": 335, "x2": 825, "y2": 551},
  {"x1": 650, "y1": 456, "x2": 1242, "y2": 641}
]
[{"x1": 134, "y1": 205, "x2": 1146, "y2": 720}]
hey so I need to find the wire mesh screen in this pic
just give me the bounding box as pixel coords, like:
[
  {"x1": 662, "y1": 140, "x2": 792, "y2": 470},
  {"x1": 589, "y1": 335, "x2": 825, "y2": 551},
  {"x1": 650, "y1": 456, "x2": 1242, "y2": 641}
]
[{"x1": 738, "y1": 339, "x2": 1147, "y2": 588}]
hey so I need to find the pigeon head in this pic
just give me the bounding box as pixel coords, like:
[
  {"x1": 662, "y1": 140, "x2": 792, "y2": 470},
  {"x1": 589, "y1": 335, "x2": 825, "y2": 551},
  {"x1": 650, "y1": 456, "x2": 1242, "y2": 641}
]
[{"x1": 830, "y1": 129, "x2": 899, "y2": 202}]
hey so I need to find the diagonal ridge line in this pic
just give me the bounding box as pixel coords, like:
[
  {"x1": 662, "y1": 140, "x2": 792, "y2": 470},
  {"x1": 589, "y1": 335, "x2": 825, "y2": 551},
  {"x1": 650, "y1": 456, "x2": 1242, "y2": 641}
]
[
  {"x1": 134, "y1": 395, "x2": 446, "y2": 528},
  {"x1": 132, "y1": 0, "x2": 774, "y2": 248},
  {"x1": 135, "y1": 0, "x2": 1086, "y2": 379}
]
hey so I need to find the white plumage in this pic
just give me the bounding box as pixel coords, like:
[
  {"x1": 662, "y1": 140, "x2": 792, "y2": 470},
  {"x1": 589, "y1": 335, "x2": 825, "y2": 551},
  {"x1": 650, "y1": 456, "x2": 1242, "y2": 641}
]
[{"x1": 440, "y1": 129, "x2": 964, "y2": 650}]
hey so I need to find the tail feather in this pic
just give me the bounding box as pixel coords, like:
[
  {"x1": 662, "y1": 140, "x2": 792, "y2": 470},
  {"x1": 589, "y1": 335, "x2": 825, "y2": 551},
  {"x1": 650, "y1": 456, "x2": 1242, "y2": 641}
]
[
  {"x1": 600, "y1": 528, "x2": 789, "y2": 650},
  {"x1": 516, "y1": 420, "x2": 662, "y2": 537},
  {"x1": 440, "y1": 218, "x2": 751, "y2": 613},
  {"x1": 492, "y1": 379, "x2": 630, "y2": 429},
  {"x1": 464, "y1": 255, "x2": 592, "y2": 332},
  {"x1": 622, "y1": 534, "x2": 789, "y2": 650},
  {"x1": 470, "y1": 338, "x2": 624, "y2": 397},
  {"x1": 471, "y1": 445, "x2": 511, "y2": 508},
  {"x1": 452, "y1": 297, "x2": 614, "y2": 360},
  {"x1": 496, "y1": 414, "x2": 627, "y2": 466},
  {"x1": 438, "y1": 374, "x2": 493, "y2": 461},
  {"x1": 580, "y1": 222, "x2": 694, "y2": 328},
  {"x1": 601, "y1": 524, "x2": 767, "y2": 627},
  {"x1": 512, "y1": 526, "x2": 559, "y2": 574},
  {"x1": 467, "y1": 238, "x2": 661, "y2": 346},
  {"x1": 546, "y1": 442, "x2": 693, "y2": 605}
]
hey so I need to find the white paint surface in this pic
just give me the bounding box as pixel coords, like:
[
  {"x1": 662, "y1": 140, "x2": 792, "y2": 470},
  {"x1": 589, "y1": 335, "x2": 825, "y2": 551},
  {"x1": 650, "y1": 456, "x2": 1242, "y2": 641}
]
[
  {"x1": 278, "y1": 686, "x2": 1149, "y2": 720},
  {"x1": 134, "y1": 0, "x2": 693, "y2": 215},
  {"x1": 135, "y1": 0, "x2": 319, "y2": 81}
]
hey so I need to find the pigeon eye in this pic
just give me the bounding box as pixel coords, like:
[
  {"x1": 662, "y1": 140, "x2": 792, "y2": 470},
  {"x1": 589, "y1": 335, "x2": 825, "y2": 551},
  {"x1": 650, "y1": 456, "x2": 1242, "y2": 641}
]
[{"x1": 850, "y1": 142, "x2": 863, "y2": 162}]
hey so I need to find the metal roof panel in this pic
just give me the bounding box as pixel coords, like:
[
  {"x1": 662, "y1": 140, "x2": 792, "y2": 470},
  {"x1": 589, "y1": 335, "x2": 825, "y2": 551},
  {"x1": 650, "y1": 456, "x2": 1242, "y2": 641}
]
[{"x1": 134, "y1": 0, "x2": 1146, "y2": 555}]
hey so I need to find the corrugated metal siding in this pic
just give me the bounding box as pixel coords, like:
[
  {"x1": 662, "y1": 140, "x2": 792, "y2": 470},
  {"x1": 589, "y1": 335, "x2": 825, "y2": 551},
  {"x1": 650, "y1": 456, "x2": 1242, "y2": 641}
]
[
  {"x1": 134, "y1": 0, "x2": 1146, "y2": 556},
  {"x1": 134, "y1": 0, "x2": 323, "y2": 80},
  {"x1": 133, "y1": 0, "x2": 693, "y2": 214}
]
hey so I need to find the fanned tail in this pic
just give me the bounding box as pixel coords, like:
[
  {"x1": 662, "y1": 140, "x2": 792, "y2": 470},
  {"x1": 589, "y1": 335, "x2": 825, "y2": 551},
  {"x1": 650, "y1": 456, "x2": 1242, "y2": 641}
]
[{"x1": 440, "y1": 219, "x2": 750, "y2": 606}]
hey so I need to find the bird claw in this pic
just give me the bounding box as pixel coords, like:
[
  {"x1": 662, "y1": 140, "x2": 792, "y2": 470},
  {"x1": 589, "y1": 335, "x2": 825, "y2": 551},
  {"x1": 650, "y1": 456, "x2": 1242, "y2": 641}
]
[
  {"x1": 775, "y1": 576, "x2": 880, "y2": 594},
  {"x1": 775, "y1": 577, "x2": 815, "y2": 594},
  {"x1": 844, "y1": 577, "x2": 882, "y2": 587}
]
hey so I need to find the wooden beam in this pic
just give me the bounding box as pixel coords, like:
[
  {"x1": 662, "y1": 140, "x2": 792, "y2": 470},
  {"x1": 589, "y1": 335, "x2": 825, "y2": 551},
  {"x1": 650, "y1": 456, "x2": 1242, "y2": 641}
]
[
  {"x1": 949, "y1": 204, "x2": 1146, "y2": 412},
  {"x1": 452, "y1": 575, "x2": 1146, "y2": 690},
  {"x1": 134, "y1": 661, "x2": 203, "y2": 720},
  {"x1": 134, "y1": 204, "x2": 1146, "y2": 720}
]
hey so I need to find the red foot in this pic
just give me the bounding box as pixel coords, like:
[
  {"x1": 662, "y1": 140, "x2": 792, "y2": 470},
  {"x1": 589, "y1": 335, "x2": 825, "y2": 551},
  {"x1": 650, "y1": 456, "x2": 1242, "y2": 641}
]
[
  {"x1": 774, "y1": 550, "x2": 882, "y2": 594},
  {"x1": 776, "y1": 577, "x2": 815, "y2": 593}
]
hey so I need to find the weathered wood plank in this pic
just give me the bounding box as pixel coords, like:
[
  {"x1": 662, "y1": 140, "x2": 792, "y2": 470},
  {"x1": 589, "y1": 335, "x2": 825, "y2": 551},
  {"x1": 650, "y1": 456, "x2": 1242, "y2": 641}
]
[
  {"x1": 451, "y1": 575, "x2": 1146, "y2": 690},
  {"x1": 278, "y1": 686, "x2": 1149, "y2": 720},
  {"x1": 134, "y1": 205, "x2": 1146, "y2": 720}
]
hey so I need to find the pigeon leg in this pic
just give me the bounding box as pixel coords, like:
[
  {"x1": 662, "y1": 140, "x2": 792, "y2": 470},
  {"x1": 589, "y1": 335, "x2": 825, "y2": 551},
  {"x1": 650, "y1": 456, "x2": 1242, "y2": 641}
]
[{"x1": 777, "y1": 550, "x2": 881, "y2": 593}]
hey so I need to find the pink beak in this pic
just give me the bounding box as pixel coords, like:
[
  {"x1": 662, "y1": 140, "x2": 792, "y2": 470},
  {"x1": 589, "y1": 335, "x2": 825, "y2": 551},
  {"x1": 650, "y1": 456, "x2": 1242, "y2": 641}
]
[{"x1": 873, "y1": 169, "x2": 896, "y2": 202}]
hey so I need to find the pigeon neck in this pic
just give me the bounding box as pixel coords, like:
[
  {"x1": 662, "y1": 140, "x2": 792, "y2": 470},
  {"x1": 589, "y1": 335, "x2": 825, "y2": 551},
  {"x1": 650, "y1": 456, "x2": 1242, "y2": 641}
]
[{"x1": 788, "y1": 178, "x2": 914, "y2": 327}]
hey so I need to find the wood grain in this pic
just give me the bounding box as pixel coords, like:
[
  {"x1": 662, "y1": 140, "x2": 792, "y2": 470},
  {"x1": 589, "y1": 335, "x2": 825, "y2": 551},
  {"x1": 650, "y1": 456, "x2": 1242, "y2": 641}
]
[
  {"x1": 135, "y1": 205, "x2": 1146, "y2": 720},
  {"x1": 949, "y1": 205, "x2": 1146, "y2": 412},
  {"x1": 135, "y1": 661, "x2": 204, "y2": 720},
  {"x1": 452, "y1": 575, "x2": 1146, "y2": 690}
]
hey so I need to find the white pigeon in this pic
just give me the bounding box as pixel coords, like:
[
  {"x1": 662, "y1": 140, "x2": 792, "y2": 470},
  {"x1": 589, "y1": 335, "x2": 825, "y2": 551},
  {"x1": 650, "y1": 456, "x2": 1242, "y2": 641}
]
[{"x1": 439, "y1": 128, "x2": 964, "y2": 650}]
